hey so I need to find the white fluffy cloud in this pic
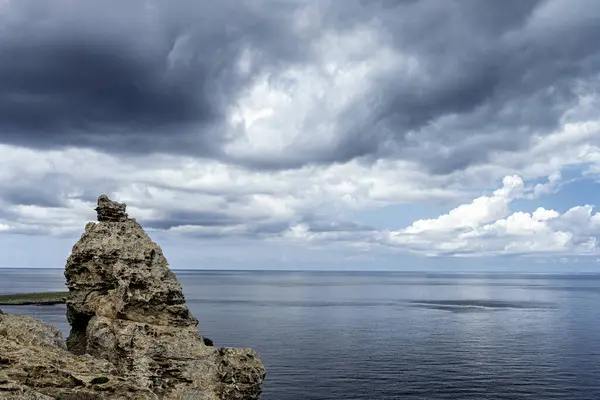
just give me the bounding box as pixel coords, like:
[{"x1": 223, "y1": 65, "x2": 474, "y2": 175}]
[
  {"x1": 402, "y1": 175, "x2": 524, "y2": 235},
  {"x1": 384, "y1": 175, "x2": 600, "y2": 257},
  {"x1": 224, "y1": 25, "x2": 408, "y2": 165}
]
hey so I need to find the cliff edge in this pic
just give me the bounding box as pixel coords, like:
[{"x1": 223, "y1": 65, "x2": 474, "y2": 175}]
[{"x1": 0, "y1": 195, "x2": 266, "y2": 399}]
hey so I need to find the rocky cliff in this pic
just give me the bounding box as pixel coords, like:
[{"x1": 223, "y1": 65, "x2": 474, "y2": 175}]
[{"x1": 0, "y1": 195, "x2": 266, "y2": 399}]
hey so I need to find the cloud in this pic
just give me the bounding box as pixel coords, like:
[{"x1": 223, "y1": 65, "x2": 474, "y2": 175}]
[
  {"x1": 0, "y1": 1, "x2": 600, "y2": 266},
  {"x1": 402, "y1": 175, "x2": 524, "y2": 235},
  {"x1": 0, "y1": 0, "x2": 311, "y2": 158},
  {"x1": 384, "y1": 175, "x2": 600, "y2": 257},
  {"x1": 0, "y1": 143, "x2": 463, "y2": 238},
  {"x1": 288, "y1": 0, "x2": 600, "y2": 173},
  {"x1": 0, "y1": 103, "x2": 598, "y2": 256},
  {"x1": 0, "y1": 0, "x2": 599, "y2": 174}
]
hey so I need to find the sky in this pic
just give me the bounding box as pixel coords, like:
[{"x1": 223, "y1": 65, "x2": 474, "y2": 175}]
[{"x1": 0, "y1": 0, "x2": 600, "y2": 271}]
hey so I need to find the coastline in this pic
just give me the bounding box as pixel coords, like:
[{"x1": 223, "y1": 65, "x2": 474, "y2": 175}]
[{"x1": 0, "y1": 291, "x2": 68, "y2": 305}]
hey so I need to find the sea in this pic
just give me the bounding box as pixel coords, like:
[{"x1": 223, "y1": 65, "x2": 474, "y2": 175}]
[{"x1": 2, "y1": 269, "x2": 600, "y2": 399}]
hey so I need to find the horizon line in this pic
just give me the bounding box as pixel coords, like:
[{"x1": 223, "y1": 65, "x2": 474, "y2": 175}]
[{"x1": 1, "y1": 267, "x2": 600, "y2": 275}]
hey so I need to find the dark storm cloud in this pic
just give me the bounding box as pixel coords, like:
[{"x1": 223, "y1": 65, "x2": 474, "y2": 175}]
[
  {"x1": 0, "y1": 0, "x2": 310, "y2": 155},
  {"x1": 327, "y1": 0, "x2": 600, "y2": 173},
  {"x1": 140, "y1": 208, "x2": 377, "y2": 240},
  {"x1": 0, "y1": 39, "x2": 217, "y2": 153},
  {"x1": 1, "y1": 0, "x2": 599, "y2": 174},
  {"x1": 2, "y1": 185, "x2": 67, "y2": 208},
  {"x1": 144, "y1": 210, "x2": 245, "y2": 230},
  {"x1": 0, "y1": 168, "x2": 120, "y2": 211},
  {"x1": 0, "y1": 172, "x2": 79, "y2": 208}
]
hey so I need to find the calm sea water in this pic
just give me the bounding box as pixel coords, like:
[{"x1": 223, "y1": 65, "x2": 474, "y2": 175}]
[{"x1": 2, "y1": 269, "x2": 600, "y2": 399}]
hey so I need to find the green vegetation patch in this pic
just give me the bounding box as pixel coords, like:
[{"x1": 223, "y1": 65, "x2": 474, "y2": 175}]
[{"x1": 0, "y1": 291, "x2": 69, "y2": 305}]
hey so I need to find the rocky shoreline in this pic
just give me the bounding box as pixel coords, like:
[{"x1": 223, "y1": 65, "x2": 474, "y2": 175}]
[
  {"x1": 0, "y1": 291, "x2": 68, "y2": 306},
  {"x1": 0, "y1": 195, "x2": 266, "y2": 399}
]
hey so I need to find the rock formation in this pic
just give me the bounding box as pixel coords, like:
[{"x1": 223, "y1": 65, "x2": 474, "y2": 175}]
[
  {"x1": 95, "y1": 194, "x2": 128, "y2": 222},
  {"x1": 1, "y1": 312, "x2": 156, "y2": 399},
  {"x1": 0, "y1": 195, "x2": 265, "y2": 399}
]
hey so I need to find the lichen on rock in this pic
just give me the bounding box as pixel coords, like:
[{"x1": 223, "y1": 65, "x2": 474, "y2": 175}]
[{"x1": 0, "y1": 195, "x2": 266, "y2": 399}]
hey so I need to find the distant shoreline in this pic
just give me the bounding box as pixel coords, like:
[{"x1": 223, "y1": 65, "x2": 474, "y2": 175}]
[{"x1": 0, "y1": 291, "x2": 68, "y2": 306}]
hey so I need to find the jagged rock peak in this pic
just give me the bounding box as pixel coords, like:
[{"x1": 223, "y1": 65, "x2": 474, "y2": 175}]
[
  {"x1": 59, "y1": 194, "x2": 266, "y2": 399},
  {"x1": 95, "y1": 194, "x2": 128, "y2": 222}
]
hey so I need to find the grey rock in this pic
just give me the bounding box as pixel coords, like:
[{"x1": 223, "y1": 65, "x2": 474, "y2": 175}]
[
  {"x1": 0, "y1": 313, "x2": 156, "y2": 399},
  {"x1": 0, "y1": 195, "x2": 265, "y2": 399},
  {"x1": 64, "y1": 195, "x2": 266, "y2": 398},
  {"x1": 94, "y1": 194, "x2": 128, "y2": 222},
  {"x1": 0, "y1": 313, "x2": 66, "y2": 350}
]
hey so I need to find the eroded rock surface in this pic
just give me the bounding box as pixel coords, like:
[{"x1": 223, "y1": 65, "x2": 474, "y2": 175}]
[
  {"x1": 95, "y1": 194, "x2": 128, "y2": 222},
  {"x1": 0, "y1": 195, "x2": 265, "y2": 399},
  {"x1": 0, "y1": 313, "x2": 156, "y2": 399}
]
